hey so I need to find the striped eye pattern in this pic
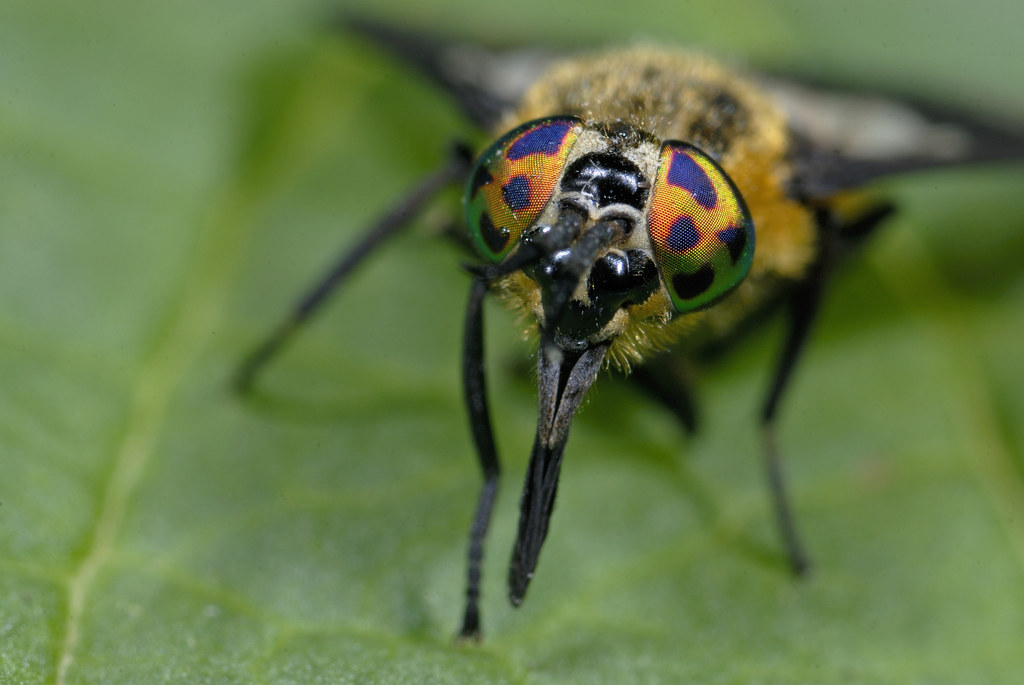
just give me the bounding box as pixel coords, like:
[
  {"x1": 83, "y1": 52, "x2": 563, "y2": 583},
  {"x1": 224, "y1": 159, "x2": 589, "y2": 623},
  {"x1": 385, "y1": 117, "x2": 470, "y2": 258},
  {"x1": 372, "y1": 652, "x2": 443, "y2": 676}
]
[
  {"x1": 646, "y1": 141, "x2": 755, "y2": 312},
  {"x1": 464, "y1": 117, "x2": 582, "y2": 262}
]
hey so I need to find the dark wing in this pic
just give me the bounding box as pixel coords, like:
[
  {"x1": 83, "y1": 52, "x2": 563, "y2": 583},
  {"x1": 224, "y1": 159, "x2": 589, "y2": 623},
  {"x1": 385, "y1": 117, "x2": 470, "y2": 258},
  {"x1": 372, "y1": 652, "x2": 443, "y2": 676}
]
[
  {"x1": 341, "y1": 19, "x2": 1024, "y2": 190},
  {"x1": 341, "y1": 15, "x2": 557, "y2": 130},
  {"x1": 761, "y1": 77, "x2": 1024, "y2": 198}
]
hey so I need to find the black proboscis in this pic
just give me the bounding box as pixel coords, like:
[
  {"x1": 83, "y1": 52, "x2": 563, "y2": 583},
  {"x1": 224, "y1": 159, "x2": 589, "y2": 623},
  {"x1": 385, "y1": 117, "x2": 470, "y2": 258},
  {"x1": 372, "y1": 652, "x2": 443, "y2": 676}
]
[{"x1": 508, "y1": 340, "x2": 610, "y2": 604}]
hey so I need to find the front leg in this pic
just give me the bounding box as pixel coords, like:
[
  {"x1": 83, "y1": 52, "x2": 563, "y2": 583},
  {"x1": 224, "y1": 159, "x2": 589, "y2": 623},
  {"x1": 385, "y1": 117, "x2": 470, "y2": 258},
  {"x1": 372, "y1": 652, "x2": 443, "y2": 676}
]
[
  {"x1": 760, "y1": 202, "x2": 895, "y2": 575},
  {"x1": 459, "y1": 277, "x2": 501, "y2": 639}
]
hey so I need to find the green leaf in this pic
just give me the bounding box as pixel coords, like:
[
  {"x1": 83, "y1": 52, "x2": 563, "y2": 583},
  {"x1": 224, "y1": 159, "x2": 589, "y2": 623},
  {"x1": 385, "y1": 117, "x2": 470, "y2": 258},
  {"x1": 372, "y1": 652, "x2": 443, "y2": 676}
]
[{"x1": 2, "y1": 1, "x2": 1024, "y2": 683}]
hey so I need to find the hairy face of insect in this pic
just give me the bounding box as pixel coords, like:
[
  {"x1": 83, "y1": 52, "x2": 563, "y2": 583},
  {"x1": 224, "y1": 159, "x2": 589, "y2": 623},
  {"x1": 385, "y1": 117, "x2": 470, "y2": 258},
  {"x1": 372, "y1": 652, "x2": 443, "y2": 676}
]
[{"x1": 464, "y1": 117, "x2": 755, "y2": 355}]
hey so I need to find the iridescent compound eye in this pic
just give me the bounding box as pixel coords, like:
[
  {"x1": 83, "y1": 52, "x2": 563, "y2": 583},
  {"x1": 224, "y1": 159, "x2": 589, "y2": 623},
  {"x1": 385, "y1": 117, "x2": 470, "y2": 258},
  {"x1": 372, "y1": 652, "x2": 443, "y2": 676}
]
[
  {"x1": 464, "y1": 116, "x2": 582, "y2": 262},
  {"x1": 646, "y1": 141, "x2": 755, "y2": 312}
]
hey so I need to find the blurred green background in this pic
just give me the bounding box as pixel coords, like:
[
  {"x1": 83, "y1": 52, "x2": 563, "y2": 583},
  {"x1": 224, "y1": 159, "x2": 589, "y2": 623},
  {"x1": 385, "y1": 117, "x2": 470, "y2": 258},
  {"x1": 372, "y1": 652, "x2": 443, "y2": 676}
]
[{"x1": 2, "y1": 0, "x2": 1023, "y2": 683}]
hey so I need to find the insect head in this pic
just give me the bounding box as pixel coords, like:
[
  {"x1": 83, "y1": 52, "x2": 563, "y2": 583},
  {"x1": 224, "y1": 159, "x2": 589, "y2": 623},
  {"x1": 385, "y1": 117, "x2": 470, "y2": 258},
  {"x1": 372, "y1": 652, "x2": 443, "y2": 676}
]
[{"x1": 465, "y1": 115, "x2": 755, "y2": 350}]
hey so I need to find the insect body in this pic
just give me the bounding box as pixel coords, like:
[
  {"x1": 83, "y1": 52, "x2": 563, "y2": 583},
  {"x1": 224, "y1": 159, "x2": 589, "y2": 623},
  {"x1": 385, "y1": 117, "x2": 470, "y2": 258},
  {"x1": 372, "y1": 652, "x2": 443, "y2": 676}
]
[{"x1": 237, "y1": 20, "x2": 1024, "y2": 640}]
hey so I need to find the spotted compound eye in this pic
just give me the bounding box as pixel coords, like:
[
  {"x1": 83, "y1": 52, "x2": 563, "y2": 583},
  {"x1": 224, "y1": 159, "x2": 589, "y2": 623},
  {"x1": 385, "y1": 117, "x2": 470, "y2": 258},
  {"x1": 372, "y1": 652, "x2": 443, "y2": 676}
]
[
  {"x1": 464, "y1": 116, "x2": 582, "y2": 262},
  {"x1": 646, "y1": 141, "x2": 755, "y2": 312}
]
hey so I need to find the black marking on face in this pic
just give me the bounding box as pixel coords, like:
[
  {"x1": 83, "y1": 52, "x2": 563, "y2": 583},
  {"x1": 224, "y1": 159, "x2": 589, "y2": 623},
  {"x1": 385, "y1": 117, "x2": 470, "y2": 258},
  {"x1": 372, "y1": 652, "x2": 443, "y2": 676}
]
[
  {"x1": 560, "y1": 152, "x2": 649, "y2": 209},
  {"x1": 588, "y1": 251, "x2": 628, "y2": 292},
  {"x1": 527, "y1": 242, "x2": 660, "y2": 345},
  {"x1": 588, "y1": 249, "x2": 659, "y2": 304}
]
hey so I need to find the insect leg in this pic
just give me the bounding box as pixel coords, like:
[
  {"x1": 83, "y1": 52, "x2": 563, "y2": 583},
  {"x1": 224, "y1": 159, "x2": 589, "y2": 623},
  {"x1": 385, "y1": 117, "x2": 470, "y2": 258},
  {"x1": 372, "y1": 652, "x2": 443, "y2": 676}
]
[
  {"x1": 761, "y1": 202, "x2": 895, "y2": 576},
  {"x1": 234, "y1": 143, "x2": 472, "y2": 392},
  {"x1": 459, "y1": 277, "x2": 500, "y2": 640},
  {"x1": 760, "y1": 270, "x2": 821, "y2": 576},
  {"x1": 631, "y1": 355, "x2": 700, "y2": 435}
]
